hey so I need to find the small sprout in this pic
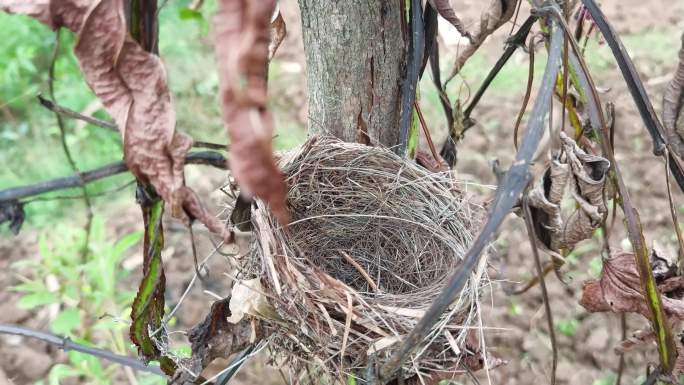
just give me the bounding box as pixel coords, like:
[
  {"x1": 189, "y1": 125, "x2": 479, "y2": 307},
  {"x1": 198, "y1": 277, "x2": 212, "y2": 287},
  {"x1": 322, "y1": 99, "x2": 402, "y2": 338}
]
[{"x1": 556, "y1": 318, "x2": 579, "y2": 337}]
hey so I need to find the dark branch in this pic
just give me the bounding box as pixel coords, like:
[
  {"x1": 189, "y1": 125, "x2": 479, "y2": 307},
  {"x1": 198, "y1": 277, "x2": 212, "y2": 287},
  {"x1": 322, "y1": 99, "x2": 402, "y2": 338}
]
[
  {"x1": 379, "y1": 19, "x2": 564, "y2": 382},
  {"x1": 0, "y1": 151, "x2": 228, "y2": 203},
  {"x1": 0, "y1": 324, "x2": 164, "y2": 376}
]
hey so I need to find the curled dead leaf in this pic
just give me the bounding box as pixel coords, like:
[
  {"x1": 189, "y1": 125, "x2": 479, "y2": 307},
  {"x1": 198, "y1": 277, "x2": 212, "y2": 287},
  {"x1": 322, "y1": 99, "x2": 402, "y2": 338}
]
[
  {"x1": 528, "y1": 132, "x2": 610, "y2": 251},
  {"x1": 268, "y1": 8, "x2": 287, "y2": 60},
  {"x1": 447, "y1": 0, "x2": 517, "y2": 80},
  {"x1": 214, "y1": 0, "x2": 289, "y2": 225},
  {"x1": 426, "y1": 0, "x2": 471, "y2": 41},
  {"x1": 1, "y1": 0, "x2": 231, "y2": 241}
]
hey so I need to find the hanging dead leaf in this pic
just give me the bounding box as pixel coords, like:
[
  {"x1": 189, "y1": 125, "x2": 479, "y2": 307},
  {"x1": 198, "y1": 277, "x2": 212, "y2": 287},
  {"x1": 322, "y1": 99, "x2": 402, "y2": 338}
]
[
  {"x1": 214, "y1": 0, "x2": 289, "y2": 225},
  {"x1": 268, "y1": 8, "x2": 287, "y2": 60},
  {"x1": 170, "y1": 297, "x2": 257, "y2": 384},
  {"x1": 1, "y1": 0, "x2": 232, "y2": 242},
  {"x1": 527, "y1": 132, "x2": 610, "y2": 251},
  {"x1": 447, "y1": 0, "x2": 517, "y2": 81},
  {"x1": 426, "y1": 0, "x2": 471, "y2": 41}
]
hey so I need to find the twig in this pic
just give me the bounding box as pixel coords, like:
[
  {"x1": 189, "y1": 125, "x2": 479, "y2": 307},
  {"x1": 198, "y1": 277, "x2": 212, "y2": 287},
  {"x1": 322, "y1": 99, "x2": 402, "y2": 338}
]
[
  {"x1": 0, "y1": 324, "x2": 163, "y2": 376},
  {"x1": 47, "y1": 29, "x2": 93, "y2": 261},
  {"x1": 413, "y1": 101, "x2": 441, "y2": 166},
  {"x1": 25, "y1": 180, "x2": 136, "y2": 203},
  {"x1": 37, "y1": 95, "x2": 118, "y2": 132},
  {"x1": 462, "y1": 15, "x2": 537, "y2": 136},
  {"x1": 340, "y1": 251, "x2": 379, "y2": 293},
  {"x1": 193, "y1": 141, "x2": 228, "y2": 150},
  {"x1": 514, "y1": 34, "x2": 537, "y2": 150},
  {"x1": 523, "y1": 193, "x2": 557, "y2": 385},
  {"x1": 37, "y1": 97, "x2": 227, "y2": 151},
  {"x1": 0, "y1": 151, "x2": 228, "y2": 203},
  {"x1": 616, "y1": 314, "x2": 627, "y2": 385}
]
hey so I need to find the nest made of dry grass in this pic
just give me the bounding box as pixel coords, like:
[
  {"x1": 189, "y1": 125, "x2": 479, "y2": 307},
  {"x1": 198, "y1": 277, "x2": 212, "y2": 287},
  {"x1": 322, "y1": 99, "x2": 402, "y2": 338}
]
[{"x1": 238, "y1": 136, "x2": 487, "y2": 382}]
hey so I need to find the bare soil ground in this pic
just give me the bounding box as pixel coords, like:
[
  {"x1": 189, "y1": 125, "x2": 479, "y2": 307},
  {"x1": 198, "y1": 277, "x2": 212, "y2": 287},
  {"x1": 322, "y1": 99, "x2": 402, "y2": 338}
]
[{"x1": 2, "y1": 1, "x2": 684, "y2": 384}]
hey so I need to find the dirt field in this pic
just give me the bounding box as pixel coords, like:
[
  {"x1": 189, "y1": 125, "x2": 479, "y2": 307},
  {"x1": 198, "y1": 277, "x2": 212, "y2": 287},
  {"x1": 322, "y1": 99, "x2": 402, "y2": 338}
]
[{"x1": 2, "y1": 1, "x2": 684, "y2": 384}]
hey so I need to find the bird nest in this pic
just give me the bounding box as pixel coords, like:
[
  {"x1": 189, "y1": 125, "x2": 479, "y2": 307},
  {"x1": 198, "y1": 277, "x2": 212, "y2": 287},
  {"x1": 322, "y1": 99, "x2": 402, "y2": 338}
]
[{"x1": 234, "y1": 136, "x2": 487, "y2": 382}]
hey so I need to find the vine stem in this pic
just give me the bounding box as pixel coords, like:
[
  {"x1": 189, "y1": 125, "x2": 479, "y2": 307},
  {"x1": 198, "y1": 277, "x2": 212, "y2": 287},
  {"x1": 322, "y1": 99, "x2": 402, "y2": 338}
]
[{"x1": 0, "y1": 324, "x2": 163, "y2": 376}]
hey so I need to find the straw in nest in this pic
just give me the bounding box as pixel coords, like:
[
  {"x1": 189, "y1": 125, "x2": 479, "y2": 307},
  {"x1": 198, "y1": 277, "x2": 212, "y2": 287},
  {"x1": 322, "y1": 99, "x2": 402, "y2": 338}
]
[{"x1": 229, "y1": 136, "x2": 488, "y2": 383}]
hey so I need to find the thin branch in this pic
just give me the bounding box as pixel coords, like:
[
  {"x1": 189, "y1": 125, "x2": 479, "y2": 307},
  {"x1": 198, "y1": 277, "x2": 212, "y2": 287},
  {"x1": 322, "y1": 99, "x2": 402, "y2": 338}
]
[
  {"x1": 0, "y1": 151, "x2": 228, "y2": 203},
  {"x1": 0, "y1": 324, "x2": 163, "y2": 376},
  {"x1": 37, "y1": 97, "x2": 227, "y2": 150},
  {"x1": 414, "y1": 101, "x2": 441, "y2": 165},
  {"x1": 523, "y1": 193, "x2": 557, "y2": 385},
  {"x1": 47, "y1": 29, "x2": 93, "y2": 261},
  {"x1": 514, "y1": 34, "x2": 537, "y2": 150},
  {"x1": 38, "y1": 94, "x2": 118, "y2": 132},
  {"x1": 462, "y1": 15, "x2": 537, "y2": 135},
  {"x1": 616, "y1": 314, "x2": 627, "y2": 385},
  {"x1": 25, "y1": 180, "x2": 137, "y2": 203}
]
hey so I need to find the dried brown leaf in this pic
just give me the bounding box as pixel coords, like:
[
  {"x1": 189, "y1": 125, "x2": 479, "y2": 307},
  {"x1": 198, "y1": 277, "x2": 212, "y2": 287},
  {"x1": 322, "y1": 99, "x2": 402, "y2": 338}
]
[
  {"x1": 580, "y1": 251, "x2": 684, "y2": 319},
  {"x1": 615, "y1": 329, "x2": 655, "y2": 354},
  {"x1": 170, "y1": 298, "x2": 256, "y2": 384},
  {"x1": 663, "y1": 32, "x2": 684, "y2": 157},
  {"x1": 447, "y1": 0, "x2": 517, "y2": 81},
  {"x1": 268, "y1": 9, "x2": 287, "y2": 60},
  {"x1": 214, "y1": 0, "x2": 289, "y2": 224},
  {"x1": 1, "y1": 0, "x2": 231, "y2": 241},
  {"x1": 528, "y1": 133, "x2": 610, "y2": 251},
  {"x1": 426, "y1": 0, "x2": 471, "y2": 41},
  {"x1": 415, "y1": 150, "x2": 448, "y2": 173}
]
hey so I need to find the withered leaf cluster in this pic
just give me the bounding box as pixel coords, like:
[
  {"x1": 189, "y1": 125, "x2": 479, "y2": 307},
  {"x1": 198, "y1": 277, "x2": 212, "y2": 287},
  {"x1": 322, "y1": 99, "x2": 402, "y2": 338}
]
[
  {"x1": 580, "y1": 250, "x2": 684, "y2": 377},
  {"x1": 2, "y1": 0, "x2": 293, "y2": 236},
  {"x1": 528, "y1": 132, "x2": 611, "y2": 252},
  {"x1": 0, "y1": 0, "x2": 233, "y2": 239}
]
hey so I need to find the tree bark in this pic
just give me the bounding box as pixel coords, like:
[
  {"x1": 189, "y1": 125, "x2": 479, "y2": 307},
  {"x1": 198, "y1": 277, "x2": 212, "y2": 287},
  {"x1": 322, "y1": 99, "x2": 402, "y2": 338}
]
[{"x1": 298, "y1": 0, "x2": 406, "y2": 147}]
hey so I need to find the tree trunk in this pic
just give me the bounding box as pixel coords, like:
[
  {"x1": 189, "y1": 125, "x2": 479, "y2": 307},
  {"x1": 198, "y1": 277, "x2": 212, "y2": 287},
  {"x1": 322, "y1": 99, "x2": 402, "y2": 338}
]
[{"x1": 298, "y1": 0, "x2": 406, "y2": 148}]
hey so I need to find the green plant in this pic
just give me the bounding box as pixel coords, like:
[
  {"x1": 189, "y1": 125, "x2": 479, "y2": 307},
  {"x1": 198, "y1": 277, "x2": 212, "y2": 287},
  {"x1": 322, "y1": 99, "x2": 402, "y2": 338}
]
[
  {"x1": 12, "y1": 216, "x2": 164, "y2": 385},
  {"x1": 556, "y1": 318, "x2": 579, "y2": 337}
]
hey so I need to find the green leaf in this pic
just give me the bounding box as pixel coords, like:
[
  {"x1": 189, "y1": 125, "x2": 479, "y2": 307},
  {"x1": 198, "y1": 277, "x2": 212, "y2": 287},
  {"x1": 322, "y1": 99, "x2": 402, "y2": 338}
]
[
  {"x1": 51, "y1": 308, "x2": 82, "y2": 335},
  {"x1": 18, "y1": 291, "x2": 58, "y2": 309},
  {"x1": 111, "y1": 231, "x2": 143, "y2": 261},
  {"x1": 48, "y1": 364, "x2": 79, "y2": 385},
  {"x1": 178, "y1": 8, "x2": 203, "y2": 21},
  {"x1": 556, "y1": 318, "x2": 579, "y2": 337},
  {"x1": 68, "y1": 350, "x2": 104, "y2": 377}
]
